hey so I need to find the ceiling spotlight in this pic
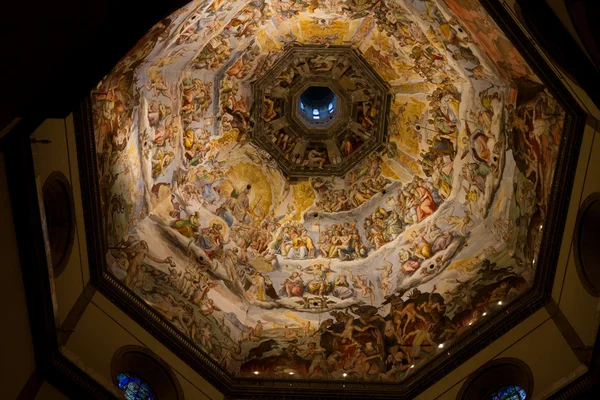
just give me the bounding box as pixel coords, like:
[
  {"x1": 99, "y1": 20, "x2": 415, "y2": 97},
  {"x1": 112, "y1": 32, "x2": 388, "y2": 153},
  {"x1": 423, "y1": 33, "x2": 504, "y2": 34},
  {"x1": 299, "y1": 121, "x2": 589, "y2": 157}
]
[
  {"x1": 483, "y1": 312, "x2": 487, "y2": 316},
  {"x1": 468, "y1": 322, "x2": 472, "y2": 326},
  {"x1": 498, "y1": 301, "x2": 503, "y2": 305},
  {"x1": 289, "y1": 372, "x2": 294, "y2": 375},
  {"x1": 254, "y1": 371, "x2": 259, "y2": 375},
  {"x1": 438, "y1": 343, "x2": 444, "y2": 349},
  {"x1": 343, "y1": 373, "x2": 348, "y2": 377},
  {"x1": 410, "y1": 365, "x2": 415, "y2": 369}
]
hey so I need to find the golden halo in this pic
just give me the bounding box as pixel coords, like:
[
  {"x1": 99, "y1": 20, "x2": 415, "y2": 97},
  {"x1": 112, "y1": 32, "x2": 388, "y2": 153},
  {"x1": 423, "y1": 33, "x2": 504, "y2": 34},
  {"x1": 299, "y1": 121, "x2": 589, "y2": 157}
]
[{"x1": 209, "y1": 217, "x2": 229, "y2": 238}]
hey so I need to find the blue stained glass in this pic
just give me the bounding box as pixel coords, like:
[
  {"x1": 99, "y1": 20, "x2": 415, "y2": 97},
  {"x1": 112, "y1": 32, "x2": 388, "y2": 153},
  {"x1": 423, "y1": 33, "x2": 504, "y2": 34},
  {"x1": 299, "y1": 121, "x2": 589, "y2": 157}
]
[
  {"x1": 489, "y1": 385, "x2": 527, "y2": 400},
  {"x1": 117, "y1": 373, "x2": 154, "y2": 400}
]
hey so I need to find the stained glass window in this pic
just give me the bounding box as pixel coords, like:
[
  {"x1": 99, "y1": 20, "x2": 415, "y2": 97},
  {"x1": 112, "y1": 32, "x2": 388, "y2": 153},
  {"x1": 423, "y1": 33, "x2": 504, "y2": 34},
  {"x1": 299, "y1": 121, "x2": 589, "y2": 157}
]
[
  {"x1": 489, "y1": 385, "x2": 527, "y2": 400},
  {"x1": 117, "y1": 372, "x2": 155, "y2": 400}
]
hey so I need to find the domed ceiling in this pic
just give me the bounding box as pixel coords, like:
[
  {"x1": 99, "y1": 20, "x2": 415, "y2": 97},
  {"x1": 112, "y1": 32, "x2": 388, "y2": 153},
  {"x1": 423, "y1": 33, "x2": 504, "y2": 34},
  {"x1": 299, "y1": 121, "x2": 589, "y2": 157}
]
[{"x1": 89, "y1": 0, "x2": 565, "y2": 393}]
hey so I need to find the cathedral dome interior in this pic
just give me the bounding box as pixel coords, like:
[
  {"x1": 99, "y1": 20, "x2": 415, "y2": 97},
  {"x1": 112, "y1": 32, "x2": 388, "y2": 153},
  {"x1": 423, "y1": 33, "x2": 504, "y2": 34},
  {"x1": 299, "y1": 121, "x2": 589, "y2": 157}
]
[{"x1": 87, "y1": 0, "x2": 567, "y2": 395}]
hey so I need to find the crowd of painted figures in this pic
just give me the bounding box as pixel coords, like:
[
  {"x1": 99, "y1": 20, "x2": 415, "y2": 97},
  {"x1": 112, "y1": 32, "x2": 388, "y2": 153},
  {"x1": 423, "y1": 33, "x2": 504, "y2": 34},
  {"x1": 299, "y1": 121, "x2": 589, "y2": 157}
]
[
  {"x1": 92, "y1": 0, "x2": 565, "y2": 383},
  {"x1": 240, "y1": 257, "x2": 527, "y2": 380},
  {"x1": 311, "y1": 156, "x2": 394, "y2": 212}
]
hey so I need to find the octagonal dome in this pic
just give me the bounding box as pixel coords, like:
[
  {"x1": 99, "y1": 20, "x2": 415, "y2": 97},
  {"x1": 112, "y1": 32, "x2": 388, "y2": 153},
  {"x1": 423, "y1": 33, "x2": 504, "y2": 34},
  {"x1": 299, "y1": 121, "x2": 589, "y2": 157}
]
[{"x1": 84, "y1": 0, "x2": 569, "y2": 397}]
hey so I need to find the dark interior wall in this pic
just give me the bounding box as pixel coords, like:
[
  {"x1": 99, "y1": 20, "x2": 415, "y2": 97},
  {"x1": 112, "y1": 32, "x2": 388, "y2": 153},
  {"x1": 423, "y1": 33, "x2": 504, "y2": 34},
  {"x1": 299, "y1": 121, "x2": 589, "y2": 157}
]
[
  {"x1": 0, "y1": 0, "x2": 187, "y2": 128},
  {"x1": 0, "y1": 152, "x2": 37, "y2": 398}
]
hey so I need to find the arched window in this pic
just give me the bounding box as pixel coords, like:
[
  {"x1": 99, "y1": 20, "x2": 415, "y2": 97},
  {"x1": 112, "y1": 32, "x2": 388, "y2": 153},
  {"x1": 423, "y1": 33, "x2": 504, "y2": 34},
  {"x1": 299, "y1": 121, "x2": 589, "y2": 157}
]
[
  {"x1": 112, "y1": 346, "x2": 183, "y2": 400},
  {"x1": 458, "y1": 358, "x2": 533, "y2": 400},
  {"x1": 489, "y1": 384, "x2": 527, "y2": 400},
  {"x1": 117, "y1": 372, "x2": 155, "y2": 400}
]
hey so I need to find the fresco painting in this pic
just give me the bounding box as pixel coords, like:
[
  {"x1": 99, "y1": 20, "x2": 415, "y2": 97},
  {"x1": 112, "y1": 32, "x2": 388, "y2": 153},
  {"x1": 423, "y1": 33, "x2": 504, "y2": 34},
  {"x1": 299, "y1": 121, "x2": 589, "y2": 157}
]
[{"x1": 92, "y1": 0, "x2": 564, "y2": 382}]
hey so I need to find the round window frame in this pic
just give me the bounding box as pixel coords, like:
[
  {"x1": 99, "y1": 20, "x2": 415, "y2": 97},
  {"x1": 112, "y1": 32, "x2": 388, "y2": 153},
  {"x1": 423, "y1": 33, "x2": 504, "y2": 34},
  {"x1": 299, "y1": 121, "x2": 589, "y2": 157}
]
[
  {"x1": 42, "y1": 171, "x2": 76, "y2": 277},
  {"x1": 574, "y1": 192, "x2": 600, "y2": 297},
  {"x1": 457, "y1": 358, "x2": 533, "y2": 400},
  {"x1": 111, "y1": 346, "x2": 184, "y2": 400}
]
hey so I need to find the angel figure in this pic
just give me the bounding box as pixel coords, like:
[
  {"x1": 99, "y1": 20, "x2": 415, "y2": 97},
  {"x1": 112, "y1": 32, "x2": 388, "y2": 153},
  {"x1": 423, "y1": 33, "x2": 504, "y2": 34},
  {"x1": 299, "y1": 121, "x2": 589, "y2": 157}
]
[
  {"x1": 440, "y1": 206, "x2": 474, "y2": 236},
  {"x1": 351, "y1": 271, "x2": 375, "y2": 305},
  {"x1": 376, "y1": 258, "x2": 395, "y2": 297}
]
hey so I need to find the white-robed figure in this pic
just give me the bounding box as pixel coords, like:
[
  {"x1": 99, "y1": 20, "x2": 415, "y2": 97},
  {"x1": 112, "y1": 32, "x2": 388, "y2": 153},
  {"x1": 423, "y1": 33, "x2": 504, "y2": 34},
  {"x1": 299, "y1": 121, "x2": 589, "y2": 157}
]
[
  {"x1": 286, "y1": 236, "x2": 309, "y2": 259},
  {"x1": 285, "y1": 230, "x2": 315, "y2": 260}
]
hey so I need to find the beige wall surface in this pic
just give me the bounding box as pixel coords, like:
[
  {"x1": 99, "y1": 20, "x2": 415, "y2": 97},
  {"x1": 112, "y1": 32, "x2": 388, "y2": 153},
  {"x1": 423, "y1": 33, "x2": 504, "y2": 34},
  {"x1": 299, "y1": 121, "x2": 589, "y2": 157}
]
[
  {"x1": 0, "y1": 152, "x2": 37, "y2": 399},
  {"x1": 66, "y1": 293, "x2": 223, "y2": 400},
  {"x1": 32, "y1": 118, "x2": 88, "y2": 326},
  {"x1": 555, "y1": 119, "x2": 600, "y2": 347}
]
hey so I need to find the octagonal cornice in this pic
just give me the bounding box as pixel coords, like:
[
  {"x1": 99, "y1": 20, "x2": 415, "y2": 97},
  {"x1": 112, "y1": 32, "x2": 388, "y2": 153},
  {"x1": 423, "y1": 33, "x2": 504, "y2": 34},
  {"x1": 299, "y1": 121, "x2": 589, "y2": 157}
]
[{"x1": 251, "y1": 45, "x2": 391, "y2": 178}]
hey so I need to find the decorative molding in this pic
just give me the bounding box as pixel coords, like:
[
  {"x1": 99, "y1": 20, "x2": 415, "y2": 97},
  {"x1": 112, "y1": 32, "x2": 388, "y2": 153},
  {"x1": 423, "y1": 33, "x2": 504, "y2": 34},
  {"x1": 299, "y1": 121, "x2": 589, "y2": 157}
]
[{"x1": 251, "y1": 45, "x2": 391, "y2": 178}]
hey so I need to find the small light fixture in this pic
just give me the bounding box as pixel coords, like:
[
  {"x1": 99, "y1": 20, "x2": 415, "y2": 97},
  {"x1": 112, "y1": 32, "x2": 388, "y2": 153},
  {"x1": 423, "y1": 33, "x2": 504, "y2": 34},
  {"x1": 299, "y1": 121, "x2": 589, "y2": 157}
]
[
  {"x1": 498, "y1": 301, "x2": 503, "y2": 305},
  {"x1": 468, "y1": 322, "x2": 472, "y2": 326},
  {"x1": 289, "y1": 372, "x2": 294, "y2": 375},
  {"x1": 438, "y1": 343, "x2": 444, "y2": 349},
  {"x1": 254, "y1": 371, "x2": 259, "y2": 375},
  {"x1": 343, "y1": 373, "x2": 347, "y2": 377},
  {"x1": 483, "y1": 312, "x2": 487, "y2": 316},
  {"x1": 410, "y1": 365, "x2": 415, "y2": 369}
]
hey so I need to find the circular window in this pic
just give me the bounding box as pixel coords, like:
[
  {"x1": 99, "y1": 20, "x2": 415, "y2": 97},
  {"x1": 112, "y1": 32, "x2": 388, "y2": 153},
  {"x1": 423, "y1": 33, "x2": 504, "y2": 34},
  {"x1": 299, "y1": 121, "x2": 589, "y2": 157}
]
[
  {"x1": 112, "y1": 346, "x2": 183, "y2": 400},
  {"x1": 458, "y1": 358, "x2": 533, "y2": 400},
  {"x1": 488, "y1": 384, "x2": 527, "y2": 399},
  {"x1": 574, "y1": 193, "x2": 600, "y2": 296},
  {"x1": 42, "y1": 171, "x2": 75, "y2": 276},
  {"x1": 117, "y1": 372, "x2": 155, "y2": 400}
]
